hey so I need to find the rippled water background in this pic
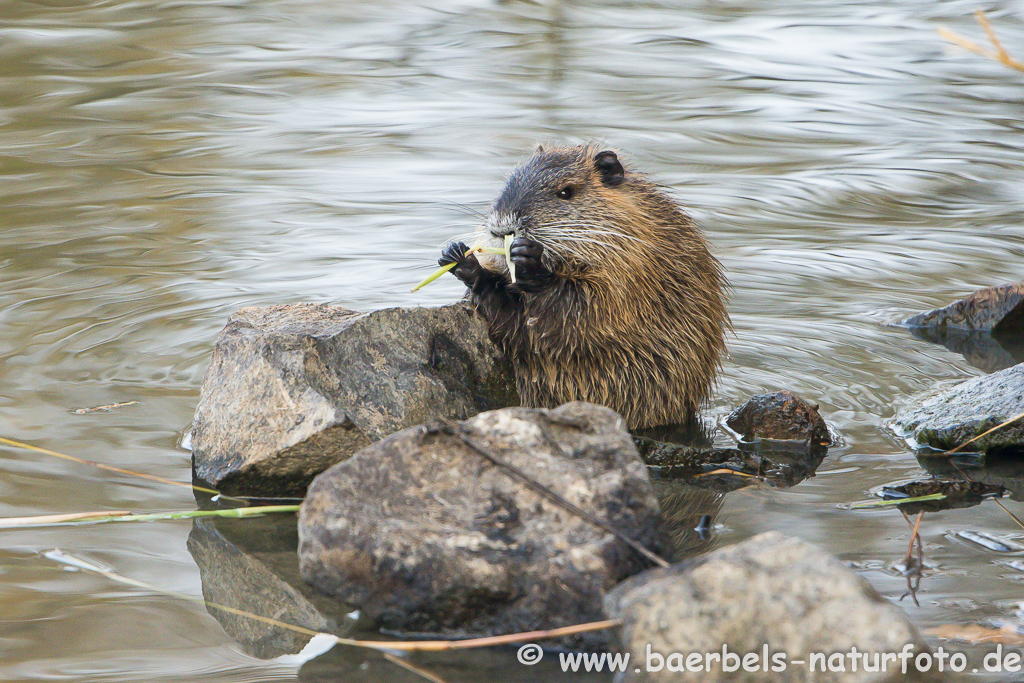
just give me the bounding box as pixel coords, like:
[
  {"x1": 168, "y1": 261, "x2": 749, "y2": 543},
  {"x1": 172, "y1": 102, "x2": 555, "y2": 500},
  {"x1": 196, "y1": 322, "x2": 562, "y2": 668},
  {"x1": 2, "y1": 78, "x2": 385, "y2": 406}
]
[{"x1": 2, "y1": 0, "x2": 1023, "y2": 680}]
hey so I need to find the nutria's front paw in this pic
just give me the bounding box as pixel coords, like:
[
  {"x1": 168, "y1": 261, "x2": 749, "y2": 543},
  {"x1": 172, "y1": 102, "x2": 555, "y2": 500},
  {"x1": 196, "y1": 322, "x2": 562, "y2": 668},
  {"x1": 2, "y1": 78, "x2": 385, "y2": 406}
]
[
  {"x1": 439, "y1": 241, "x2": 482, "y2": 285},
  {"x1": 510, "y1": 236, "x2": 552, "y2": 291}
]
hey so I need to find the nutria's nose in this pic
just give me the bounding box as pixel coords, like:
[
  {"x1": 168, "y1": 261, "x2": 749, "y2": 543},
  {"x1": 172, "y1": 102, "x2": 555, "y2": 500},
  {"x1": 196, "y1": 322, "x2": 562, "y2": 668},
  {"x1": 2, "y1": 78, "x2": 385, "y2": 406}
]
[{"x1": 485, "y1": 210, "x2": 520, "y2": 238}]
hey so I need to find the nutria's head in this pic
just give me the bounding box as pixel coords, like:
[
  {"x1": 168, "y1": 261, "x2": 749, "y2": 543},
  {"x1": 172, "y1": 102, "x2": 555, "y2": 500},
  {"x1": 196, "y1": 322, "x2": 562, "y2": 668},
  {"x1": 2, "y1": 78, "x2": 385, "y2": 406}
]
[{"x1": 475, "y1": 144, "x2": 710, "y2": 284}]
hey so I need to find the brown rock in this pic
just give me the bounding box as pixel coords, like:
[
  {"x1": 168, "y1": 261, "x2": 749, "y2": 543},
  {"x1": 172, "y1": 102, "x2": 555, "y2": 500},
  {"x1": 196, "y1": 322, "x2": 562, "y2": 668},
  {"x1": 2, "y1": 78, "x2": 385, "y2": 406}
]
[
  {"x1": 297, "y1": 402, "x2": 661, "y2": 649},
  {"x1": 725, "y1": 391, "x2": 830, "y2": 445}
]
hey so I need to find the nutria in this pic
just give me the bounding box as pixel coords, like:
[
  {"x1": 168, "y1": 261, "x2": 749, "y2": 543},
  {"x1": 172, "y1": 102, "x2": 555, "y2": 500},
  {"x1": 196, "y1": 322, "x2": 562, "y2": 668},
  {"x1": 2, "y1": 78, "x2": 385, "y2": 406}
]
[{"x1": 440, "y1": 143, "x2": 728, "y2": 429}]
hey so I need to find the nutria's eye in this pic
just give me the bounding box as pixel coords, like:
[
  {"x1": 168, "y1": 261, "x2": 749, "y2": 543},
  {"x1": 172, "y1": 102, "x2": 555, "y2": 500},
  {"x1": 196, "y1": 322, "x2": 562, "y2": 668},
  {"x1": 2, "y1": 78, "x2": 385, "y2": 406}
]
[{"x1": 556, "y1": 185, "x2": 576, "y2": 200}]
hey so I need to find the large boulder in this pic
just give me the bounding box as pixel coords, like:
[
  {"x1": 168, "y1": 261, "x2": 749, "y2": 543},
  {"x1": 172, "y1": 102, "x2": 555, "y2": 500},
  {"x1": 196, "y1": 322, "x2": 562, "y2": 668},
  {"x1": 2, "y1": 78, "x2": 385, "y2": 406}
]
[
  {"x1": 190, "y1": 302, "x2": 517, "y2": 495},
  {"x1": 298, "y1": 402, "x2": 661, "y2": 649},
  {"x1": 605, "y1": 532, "x2": 932, "y2": 683},
  {"x1": 892, "y1": 363, "x2": 1024, "y2": 452}
]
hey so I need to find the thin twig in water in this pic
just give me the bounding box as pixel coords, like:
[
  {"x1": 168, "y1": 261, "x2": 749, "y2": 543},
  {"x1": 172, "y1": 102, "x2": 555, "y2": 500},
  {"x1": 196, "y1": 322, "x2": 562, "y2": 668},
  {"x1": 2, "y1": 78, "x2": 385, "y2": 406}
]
[
  {"x1": 383, "y1": 653, "x2": 449, "y2": 683},
  {"x1": 446, "y1": 420, "x2": 670, "y2": 568},
  {"x1": 993, "y1": 498, "x2": 1024, "y2": 531},
  {"x1": 899, "y1": 510, "x2": 925, "y2": 607},
  {"x1": 0, "y1": 505, "x2": 300, "y2": 530},
  {"x1": 356, "y1": 619, "x2": 624, "y2": 651},
  {"x1": 938, "y1": 11, "x2": 1024, "y2": 73},
  {"x1": 0, "y1": 435, "x2": 252, "y2": 501},
  {"x1": 73, "y1": 401, "x2": 139, "y2": 414},
  {"x1": 975, "y1": 10, "x2": 1024, "y2": 71},
  {"x1": 0, "y1": 435, "x2": 214, "y2": 494},
  {"x1": 902, "y1": 510, "x2": 925, "y2": 568},
  {"x1": 0, "y1": 510, "x2": 132, "y2": 527}
]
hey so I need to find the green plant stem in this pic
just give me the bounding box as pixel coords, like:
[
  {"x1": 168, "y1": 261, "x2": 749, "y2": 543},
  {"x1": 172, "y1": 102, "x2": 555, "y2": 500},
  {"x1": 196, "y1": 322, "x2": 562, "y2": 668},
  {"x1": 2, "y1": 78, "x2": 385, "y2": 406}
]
[{"x1": 0, "y1": 505, "x2": 300, "y2": 529}]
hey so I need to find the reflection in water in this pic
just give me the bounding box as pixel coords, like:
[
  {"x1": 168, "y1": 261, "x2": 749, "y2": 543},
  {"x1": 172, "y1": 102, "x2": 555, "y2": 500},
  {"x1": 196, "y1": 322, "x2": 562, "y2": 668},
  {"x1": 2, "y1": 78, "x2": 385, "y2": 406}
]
[
  {"x1": 655, "y1": 482, "x2": 725, "y2": 560},
  {"x1": 299, "y1": 643, "x2": 613, "y2": 683},
  {"x1": 905, "y1": 326, "x2": 1024, "y2": 373},
  {"x1": 3, "y1": 0, "x2": 1024, "y2": 680},
  {"x1": 187, "y1": 515, "x2": 358, "y2": 659},
  {"x1": 919, "y1": 450, "x2": 1024, "y2": 502}
]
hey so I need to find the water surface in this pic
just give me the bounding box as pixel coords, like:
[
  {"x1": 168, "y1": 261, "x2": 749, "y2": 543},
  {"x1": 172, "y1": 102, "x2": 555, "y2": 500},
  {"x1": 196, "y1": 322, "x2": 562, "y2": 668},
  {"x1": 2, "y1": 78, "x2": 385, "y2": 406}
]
[{"x1": 2, "y1": 1, "x2": 1024, "y2": 681}]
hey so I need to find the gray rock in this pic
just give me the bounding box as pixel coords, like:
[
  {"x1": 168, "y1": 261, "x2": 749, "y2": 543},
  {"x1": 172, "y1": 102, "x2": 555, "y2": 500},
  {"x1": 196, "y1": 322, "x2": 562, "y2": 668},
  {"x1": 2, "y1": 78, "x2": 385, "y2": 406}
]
[
  {"x1": 190, "y1": 302, "x2": 517, "y2": 495},
  {"x1": 605, "y1": 532, "x2": 933, "y2": 683},
  {"x1": 298, "y1": 402, "x2": 661, "y2": 649},
  {"x1": 893, "y1": 363, "x2": 1024, "y2": 452},
  {"x1": 903, "y1": 282, "x2": 1024, "y2": 333}
]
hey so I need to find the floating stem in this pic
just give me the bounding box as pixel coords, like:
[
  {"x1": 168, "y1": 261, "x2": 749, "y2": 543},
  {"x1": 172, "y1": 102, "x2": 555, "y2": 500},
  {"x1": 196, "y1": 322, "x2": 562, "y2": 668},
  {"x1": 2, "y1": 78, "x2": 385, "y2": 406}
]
[
  {"x1": 848, "y1": 493, "x2": 946, "y2": 509},
  {"x1": 0, "y1": 510, "x2": 132, "y2": 527},
  {"x1": 0, "y1": 435, "x2": 221, "y2": 495},
  {"x1": 937, "y1": 11, "x2": 1024, "y2": 73},
  {"x1": 0, "y1": 505, "x2": 300, "y2": 529}
]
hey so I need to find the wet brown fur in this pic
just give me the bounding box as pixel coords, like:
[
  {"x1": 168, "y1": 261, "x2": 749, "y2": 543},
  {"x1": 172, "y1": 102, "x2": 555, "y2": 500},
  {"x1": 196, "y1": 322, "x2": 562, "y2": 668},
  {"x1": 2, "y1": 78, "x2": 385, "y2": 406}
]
[{"x1": 461, "y1": 144, "x2": 728, "y2": 429}]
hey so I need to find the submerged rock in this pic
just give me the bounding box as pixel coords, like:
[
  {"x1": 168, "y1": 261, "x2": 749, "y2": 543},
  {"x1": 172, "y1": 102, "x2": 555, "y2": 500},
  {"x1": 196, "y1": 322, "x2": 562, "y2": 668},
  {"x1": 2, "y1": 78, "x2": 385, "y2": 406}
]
[
  {"x1": 919, "y1": 453, "x2": 1024, "y2": 502},
  {"x1": 903, "y1": 282, "x2": 1024, "y2": 333},
  {"x1": 604, "y1": 532, "x2": 932, "y2": 683},
  {"x1": 298, "y1": 402, "x2": 661, "y2": 649},
  {"x1": 629, "y1": 393, "x2": 830, "y2": 492},
  {"x1": 634, "y1": 440, "x2": 826, "y2": 492},
  {"x1": 190, "y1": 302, "x2": 516, "y2": 495},
  {"x1": 893, "y1": 363, "x2": 1024, "y2": 453}
]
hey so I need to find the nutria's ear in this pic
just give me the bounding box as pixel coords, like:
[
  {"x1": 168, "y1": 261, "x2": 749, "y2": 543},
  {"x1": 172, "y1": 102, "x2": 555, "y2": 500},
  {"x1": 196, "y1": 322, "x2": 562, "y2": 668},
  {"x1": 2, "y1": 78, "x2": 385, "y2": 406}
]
[
  {"x1": 536, "y1": 144, "x2": 545, "y2": 154},
  {"x1": 594, "y1": 150, "x2": 625, "y2": 187}
]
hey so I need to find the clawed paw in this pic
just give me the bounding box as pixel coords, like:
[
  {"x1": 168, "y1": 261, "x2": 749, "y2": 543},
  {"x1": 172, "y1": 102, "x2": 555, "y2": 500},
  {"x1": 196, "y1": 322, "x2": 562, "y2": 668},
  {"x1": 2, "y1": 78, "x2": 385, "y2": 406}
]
[
  {"x1": 439, "y1": 240, "x2": 482, "y2": 285},
  {"x1": 510, "y1": 236, "x2": 552, "y2": 290},
  {"x1": 439, "y1": 240, "x2": 469, "y2": 267},
  {"x1": 510, "y1": 237, "x2": 544, "y2": 270}
]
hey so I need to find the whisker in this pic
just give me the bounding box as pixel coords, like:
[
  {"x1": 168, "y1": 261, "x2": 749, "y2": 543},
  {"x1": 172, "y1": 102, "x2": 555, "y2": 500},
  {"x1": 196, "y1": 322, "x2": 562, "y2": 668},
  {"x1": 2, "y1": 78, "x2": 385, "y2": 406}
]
[
  {"x1": 436, "y1": 201, "x2": 488, "y2": 219},
  {"x1": 528, "y1": 229, "x2": 626, "y2": 252},
  {"x1": 533, "y1": 235, "x2": 621, "y2": 251},
  {"x1": 533, "y1": 224, "x2": 649, "y2": 245},
  {"x1": 433, "y1": 231, "x2": 481, "y2": 250}
]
